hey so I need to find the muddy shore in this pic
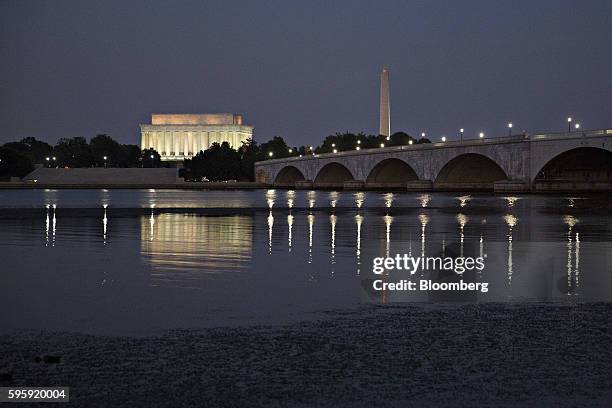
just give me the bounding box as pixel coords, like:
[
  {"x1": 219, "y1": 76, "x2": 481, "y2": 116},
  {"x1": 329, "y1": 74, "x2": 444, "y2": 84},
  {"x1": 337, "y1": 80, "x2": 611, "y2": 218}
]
[{"x1": 1, "y1": 302, "x2": 611, "y2": 407}]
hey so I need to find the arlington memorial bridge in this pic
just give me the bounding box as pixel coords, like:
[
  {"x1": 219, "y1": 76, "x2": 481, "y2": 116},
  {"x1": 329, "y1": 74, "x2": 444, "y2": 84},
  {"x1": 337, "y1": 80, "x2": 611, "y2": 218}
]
[{"x1": 254, "y1": 129, "x2": 612, "y2": 192}]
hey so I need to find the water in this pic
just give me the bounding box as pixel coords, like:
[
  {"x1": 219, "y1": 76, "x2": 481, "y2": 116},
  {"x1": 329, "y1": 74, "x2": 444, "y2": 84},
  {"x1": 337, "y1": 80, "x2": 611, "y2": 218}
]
[{"x1": 0, "y1": 189, "x2": 610, "y2": 336}]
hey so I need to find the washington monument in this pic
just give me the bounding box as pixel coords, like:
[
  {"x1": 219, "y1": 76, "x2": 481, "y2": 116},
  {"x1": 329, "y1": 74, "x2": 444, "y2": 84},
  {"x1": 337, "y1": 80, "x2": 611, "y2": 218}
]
[{"x1": 379, "y1": 68, "x2": 390, "y2": 137}]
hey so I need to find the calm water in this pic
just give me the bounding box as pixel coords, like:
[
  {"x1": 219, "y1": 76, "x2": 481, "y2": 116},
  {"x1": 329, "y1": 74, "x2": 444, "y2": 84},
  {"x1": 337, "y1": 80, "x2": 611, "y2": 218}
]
[{"x1": 0, "y1": 189, "x2": 611, "y2": 335}]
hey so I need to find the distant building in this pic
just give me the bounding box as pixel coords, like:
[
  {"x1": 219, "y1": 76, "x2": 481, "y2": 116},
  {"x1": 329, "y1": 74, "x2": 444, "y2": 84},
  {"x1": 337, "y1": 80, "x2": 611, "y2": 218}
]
[{"x1": 140, "y1": 113, "x2": 253, "y2": 161}]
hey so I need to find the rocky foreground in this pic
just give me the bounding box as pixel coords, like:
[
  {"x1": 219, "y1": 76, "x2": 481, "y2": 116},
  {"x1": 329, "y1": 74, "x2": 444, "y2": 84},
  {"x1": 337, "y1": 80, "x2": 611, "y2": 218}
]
[{"x1": 1, "y1": 302, "x2": 611, "y2": 407}]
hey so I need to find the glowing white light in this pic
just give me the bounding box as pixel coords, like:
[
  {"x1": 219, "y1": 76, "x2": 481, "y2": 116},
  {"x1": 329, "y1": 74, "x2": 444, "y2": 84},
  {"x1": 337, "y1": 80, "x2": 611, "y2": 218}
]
[
  {"x1": 331, "y1": 143, "x2": 335, "y2": 147},
  {"x1": 150, "y1": 154, "x2": 154, "y2": 159},
  {"x1": 380, "y1": 143, "x2": 385, "y2": 148},
  {"x1": 567, "y1": 117, "x2": 572, "y2": 122},
  {"x1": 479, "y1": 132, "x2": 484, "y2": 138},
  {"x1": 421, "y1": 132, "x2": 426, "y2": 137},
  {"x1": 460, "y1": 128, "x2": 464, "y2": 133},
  {"x1": 409, "y1": 140, "x2": 413, "y2": 145},
  {"x1": 268, "y1": 151, "x2": 273, "y2": 157},
  {"x1": 288, "y1": 148, "x2": 293, "y2": 153},
  {"x1": 46, "y1": 157, "x2": 50, "y2": 161},
  {"x1": 508, "y1": 123, "x2": 513, "y2": 128},
  {"x1": 356, "y1": 146, "x2": 361, "y2": 150},
  {"x1": 575, "y1": 123, "x2": 580, "y2": 129},
  {"x1": 103, "y1": 156, "x2": 108, "y2": 160},
  {"x1": 333, "y1": 149, "x2": 337, "y2": 153},
  {"x1": 357, "y1": 140, "x2": 361, "y2": 144},
  {"x1": 441, "y1": 136, "x2": 447, "y2": 142}
]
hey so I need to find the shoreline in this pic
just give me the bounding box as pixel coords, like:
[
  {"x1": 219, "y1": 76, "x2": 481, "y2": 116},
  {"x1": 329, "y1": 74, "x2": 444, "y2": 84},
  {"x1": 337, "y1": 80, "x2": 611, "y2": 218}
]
[
  {"x1": 2, "y1": 302, "x2": 611, "y2": 407},
  {"x1": 1, "y1": 182, "x2": 611, "y2": 194}
]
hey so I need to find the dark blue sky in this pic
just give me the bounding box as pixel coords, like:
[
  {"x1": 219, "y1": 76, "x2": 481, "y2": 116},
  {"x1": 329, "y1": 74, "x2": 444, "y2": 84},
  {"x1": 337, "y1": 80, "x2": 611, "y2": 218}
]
[{"x1": 1, "y1": 0, "x2": 611, "y2": 146}]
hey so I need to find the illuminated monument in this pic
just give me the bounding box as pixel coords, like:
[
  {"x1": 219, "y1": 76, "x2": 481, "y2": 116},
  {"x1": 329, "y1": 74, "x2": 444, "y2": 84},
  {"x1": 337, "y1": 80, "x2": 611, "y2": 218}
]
[
  {"x1": 140, "y1": 113, "x2": 253, "y2": 161},
  {"x1": 379, "y1": 68, "x2": 390, "y2": 137}
]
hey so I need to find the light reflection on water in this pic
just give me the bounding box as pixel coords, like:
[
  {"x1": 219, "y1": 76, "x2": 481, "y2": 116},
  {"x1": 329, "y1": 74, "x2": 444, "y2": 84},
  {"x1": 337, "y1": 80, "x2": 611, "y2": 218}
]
[{"x1": 0, "y1": 189, "x2": 611, "y2": 335}]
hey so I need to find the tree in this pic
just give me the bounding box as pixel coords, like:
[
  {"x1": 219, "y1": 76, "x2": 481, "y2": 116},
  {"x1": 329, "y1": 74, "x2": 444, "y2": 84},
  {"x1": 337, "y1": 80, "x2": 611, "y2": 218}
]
[
  {"x1": 2, "y1": 137, "x2": 53, "y2": 164},
  {"x1": 183, "y1": 142, "x2": 241, "y2": 182},
  {"x1": 118, "y1": 144, "x2": 142, "y2": 167},
  {"x1": 141, "y1": 148, "x2": 162, "y2": 168},
  {"x1": 237, "y1": 138, "x2": 260, "y2": 180},
  {"x1": 90, "y1": 134, "x2": 122, "y2": 167},
  {"x1": 53, "y1": 137, "x2": 94, "y2": 167},
  {"x1": 417, "y1": 137, "x2": 431, "y2": 144},
  {"x1": 258, "y1": 136, "x2": 291, "y2": 160},
  {"x1": 0, "y1": 147, "x2": 33, "y2": 179},
  {"x1": 388, "y1": 132, "x2": 416, "y2": 146}
]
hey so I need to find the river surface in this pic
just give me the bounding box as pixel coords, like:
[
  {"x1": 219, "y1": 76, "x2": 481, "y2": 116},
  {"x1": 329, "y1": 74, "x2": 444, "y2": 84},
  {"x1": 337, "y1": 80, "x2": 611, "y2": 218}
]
[{"x1": 0, "y1": 189, "x2": 610, "y2": 335}]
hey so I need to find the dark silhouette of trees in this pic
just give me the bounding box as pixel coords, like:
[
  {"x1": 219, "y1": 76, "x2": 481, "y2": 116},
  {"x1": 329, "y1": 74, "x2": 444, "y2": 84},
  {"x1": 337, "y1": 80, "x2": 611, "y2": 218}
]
[
  {"x1": 50, "y1": 135, "x2": 158, "y2": 168},
  {"x1": 316, "y1": 132, "x2": 387, "y2": 153},
  {"x1": 90, "y1": 134, "x2": 123, "y2": 166},
  {"x1": 238, "y1": 138, "x2": 260, "y2": 181},
  {"x1": 183, "y1": 142, "x2": 241, "y2": 181},
  {"x1": 141, "y1": 148, "x2": 162, "y2": 168},
  {"x1": 2, "y1": 137, "x2": 53, "y2": 164},
  {"x1": 53, "y1": 137, "x2": 94, "y2": 167},
  {"x1": 258, "y1": 136, "x2": 291, "y2": 159},
  {"x1": 0, "y1": 147, "x2": 33, "y2": 179},
  {"x1": 388, "y1": 131, "x2": 417, "y2": 146},
  {"x1": 118, "y1": 144, "x2": 142, "y2": 167}
]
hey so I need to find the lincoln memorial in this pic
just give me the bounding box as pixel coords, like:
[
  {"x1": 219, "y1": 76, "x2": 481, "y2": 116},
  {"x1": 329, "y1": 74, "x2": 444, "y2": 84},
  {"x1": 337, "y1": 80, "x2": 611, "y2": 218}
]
[{"x1": 140, "y1": 113, "x2": 253, "y2": 161}]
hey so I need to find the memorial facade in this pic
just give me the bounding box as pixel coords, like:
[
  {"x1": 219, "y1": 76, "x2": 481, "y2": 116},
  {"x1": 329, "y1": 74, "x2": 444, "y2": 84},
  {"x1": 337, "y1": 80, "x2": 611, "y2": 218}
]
[{"x1": 140, "y1": 113, "x2": 253, "y2": 161}]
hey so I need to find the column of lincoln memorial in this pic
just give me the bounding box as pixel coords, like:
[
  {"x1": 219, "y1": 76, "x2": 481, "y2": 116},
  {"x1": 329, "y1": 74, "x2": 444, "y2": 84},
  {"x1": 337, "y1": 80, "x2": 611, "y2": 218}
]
[{"x1": 140, "y1": 113, "x2": 253, "y2": 161}]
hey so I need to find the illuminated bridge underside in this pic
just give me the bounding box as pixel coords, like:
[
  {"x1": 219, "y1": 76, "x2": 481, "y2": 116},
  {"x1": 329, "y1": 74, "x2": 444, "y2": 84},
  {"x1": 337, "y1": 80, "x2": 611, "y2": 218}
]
[{"x1": 256, "y1": 130, "x2": 612, "y2": 192}]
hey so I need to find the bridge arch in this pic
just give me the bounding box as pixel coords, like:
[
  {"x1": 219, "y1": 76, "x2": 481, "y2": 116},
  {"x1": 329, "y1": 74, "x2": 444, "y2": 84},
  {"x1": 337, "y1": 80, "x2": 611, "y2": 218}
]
[
  {"x1": 273, "y1": 165, "x2": 306, "y2": 185},
  {"x1": 435, "y1": 153, "x2": 507, "y2": 190},
  {"x1": 534, "y1": 147, "x2": 612, "y2": 183},
  {"x1": 314, "y1": 162, "x2": 355, "y2": 186},
  {"x1": 366, "y1": 158, "x2": 418, "y2": 183}
]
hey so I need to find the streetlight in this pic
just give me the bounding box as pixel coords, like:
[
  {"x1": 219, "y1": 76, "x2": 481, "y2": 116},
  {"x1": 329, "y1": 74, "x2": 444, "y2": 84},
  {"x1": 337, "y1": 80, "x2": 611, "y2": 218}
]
[
  {"x1": 421, "y1": 132, "x2": 426, "y2": 138},
  {"x1": 567, "y1": 117, "x2": 572, "y2": 132},
  {"x1": 357, "y1": 140, "x2": 361, "y2": 145},
  {"x1": 331, "y1": 143, "x2": 335, "y2": 147},
  {"x1": 150, "y1": 154, "x2": 154, "y2": 159},
  {"x1": 380, "y1": 143, "x2": 385, "y2": 148},
  {"x1": 479, "y1": 132, "x2": 484, "y2": 139},
  {"x1": 103, "y1": 156, "x2": 108, "y2": 168},
  {"x1": 508, "y1": 123, "x2": 513, "y2": 136},
  {"x1": 356, "y1": 146, "x2": 361, "y2": 151},
  {"x1": 459, "y1": 128, "x2": 464, "y2": 142},
  {"x1": 288, "y1": 148, "x2": 293, "y2": 153},
  {"x1": 409, "y1": 140, "x2": 413, "y2": 145},
  {"x1": 268, "y1": 151, "x2": 273, "y2": 157},
  {"x1": 574, "y1": 123, "x2": 580, "y2": 130},
  {"x1": 333, "y1": 149, "x2": 338, "y2": 153},
  {"x1": 441, "y1": 136, "x2": 447, "y2": 142}
]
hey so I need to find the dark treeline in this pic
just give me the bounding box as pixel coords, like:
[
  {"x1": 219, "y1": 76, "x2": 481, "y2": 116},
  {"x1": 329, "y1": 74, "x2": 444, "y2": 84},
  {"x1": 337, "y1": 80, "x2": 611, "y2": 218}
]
[
  {"x1": 0, "y1": 135, "x2": 162, "y2": 179},
  {"x1": 182, "y1": 131, "x2": 428, "y2": 181},
  {"x1": 1, "y1": 131, "x2": 426, "y2": 181}
]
